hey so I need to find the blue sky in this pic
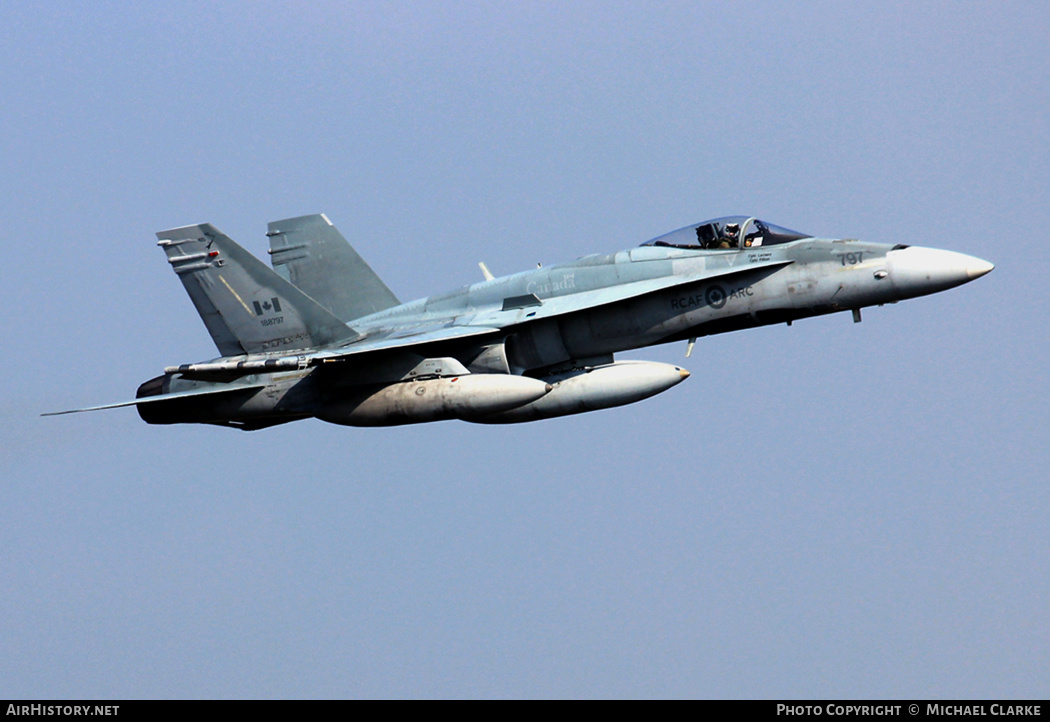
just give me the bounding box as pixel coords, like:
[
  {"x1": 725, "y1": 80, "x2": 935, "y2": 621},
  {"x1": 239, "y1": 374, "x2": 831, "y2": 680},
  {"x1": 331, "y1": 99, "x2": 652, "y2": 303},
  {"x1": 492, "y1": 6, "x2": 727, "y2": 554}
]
[{"x1": 2, "y1": 1, "x2": 1047, "y2": 698}]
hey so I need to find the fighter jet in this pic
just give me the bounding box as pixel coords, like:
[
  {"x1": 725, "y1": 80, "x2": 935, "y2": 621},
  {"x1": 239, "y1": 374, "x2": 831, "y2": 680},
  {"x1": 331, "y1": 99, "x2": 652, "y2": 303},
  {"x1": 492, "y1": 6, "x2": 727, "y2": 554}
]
[{"x1": 46, "y1": 214, "x2": 993, "y2": 429}]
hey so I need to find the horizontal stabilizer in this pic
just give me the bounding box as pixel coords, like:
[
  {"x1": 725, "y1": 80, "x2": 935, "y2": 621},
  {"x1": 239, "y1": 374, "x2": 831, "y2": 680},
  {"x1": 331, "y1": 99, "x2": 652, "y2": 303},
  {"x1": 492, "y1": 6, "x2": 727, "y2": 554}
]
[
  {"x1": 267, "y1": 214, "x2": 400, "y2": 322},
  {"x1": 42, "y1": 382, "x2": 267, "y2": 416},
  {"x1": 162, "y1": 325, "x2": 504, "y2": 379}
]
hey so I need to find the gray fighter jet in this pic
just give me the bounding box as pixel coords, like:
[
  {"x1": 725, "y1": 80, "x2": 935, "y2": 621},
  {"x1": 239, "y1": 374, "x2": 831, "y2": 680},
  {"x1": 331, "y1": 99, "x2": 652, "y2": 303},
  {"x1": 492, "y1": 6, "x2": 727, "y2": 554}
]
[{"x1": 46, "y1": 214, "x2": 993, "y2": 429}]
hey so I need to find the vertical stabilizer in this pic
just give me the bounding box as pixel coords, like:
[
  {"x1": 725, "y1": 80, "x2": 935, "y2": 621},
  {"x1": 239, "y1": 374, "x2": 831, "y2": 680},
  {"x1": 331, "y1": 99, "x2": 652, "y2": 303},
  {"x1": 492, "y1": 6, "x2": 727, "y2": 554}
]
[
  {"x1": 157, "y1": 223, "x2": 357, "y2": 356},
  {"x1": 267, "y1": 213, "x2": 400, "y2": 322}
]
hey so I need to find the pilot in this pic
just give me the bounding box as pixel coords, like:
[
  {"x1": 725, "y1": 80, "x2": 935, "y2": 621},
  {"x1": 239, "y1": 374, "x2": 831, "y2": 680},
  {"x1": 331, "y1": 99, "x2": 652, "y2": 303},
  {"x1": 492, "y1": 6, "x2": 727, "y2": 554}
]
[{"x1": 720, "y1": 223, "x2": 740, "y2": 249}]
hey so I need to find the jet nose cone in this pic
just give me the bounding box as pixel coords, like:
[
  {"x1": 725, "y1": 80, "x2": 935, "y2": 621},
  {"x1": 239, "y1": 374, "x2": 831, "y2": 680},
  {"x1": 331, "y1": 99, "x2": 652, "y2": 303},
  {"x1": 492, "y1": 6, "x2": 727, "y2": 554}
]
[
  {"x1": 888, "y1": 246, "x2": 994, "y2": 299},
  {"x1": 967, "y1": 257, "x2": 995, "y2": 280}
]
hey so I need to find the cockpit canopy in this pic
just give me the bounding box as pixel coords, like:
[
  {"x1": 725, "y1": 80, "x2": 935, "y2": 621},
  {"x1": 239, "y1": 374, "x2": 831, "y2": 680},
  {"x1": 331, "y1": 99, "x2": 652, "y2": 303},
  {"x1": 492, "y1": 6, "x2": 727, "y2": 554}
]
[{"x1": 642, "y1": 216, "x2": 812, "y2": 251}]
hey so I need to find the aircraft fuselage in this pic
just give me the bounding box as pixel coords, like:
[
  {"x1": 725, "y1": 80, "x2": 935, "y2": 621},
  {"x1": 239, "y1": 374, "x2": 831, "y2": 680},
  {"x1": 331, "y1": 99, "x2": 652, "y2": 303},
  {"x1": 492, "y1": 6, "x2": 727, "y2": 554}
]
[
  {"x1": 50, "y1": 214, "x2": 992, "y2": 429},
  {"x1": 352, "y1": 238, "x2": 989, "y2": 374}
]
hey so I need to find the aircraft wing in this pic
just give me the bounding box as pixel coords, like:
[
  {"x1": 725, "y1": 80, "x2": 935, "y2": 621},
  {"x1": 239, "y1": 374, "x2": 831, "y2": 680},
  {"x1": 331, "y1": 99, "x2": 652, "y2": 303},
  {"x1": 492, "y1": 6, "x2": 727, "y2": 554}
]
[
  {"x1": 468, "y1": 257, "x2": 794, "y2": 327},
  {"x1": 343, "y1": 323, "x2": 503, "y2": 349}
]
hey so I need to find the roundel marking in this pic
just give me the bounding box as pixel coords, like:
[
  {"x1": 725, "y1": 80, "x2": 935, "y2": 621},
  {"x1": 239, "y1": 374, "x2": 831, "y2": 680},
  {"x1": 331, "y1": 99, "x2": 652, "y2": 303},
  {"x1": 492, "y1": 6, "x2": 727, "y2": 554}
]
[{"x1": 705, "y1": 285, "x2": 727, "y2": 309}]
